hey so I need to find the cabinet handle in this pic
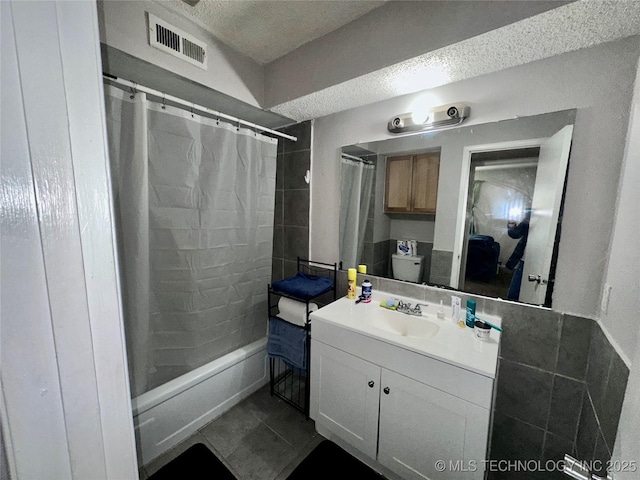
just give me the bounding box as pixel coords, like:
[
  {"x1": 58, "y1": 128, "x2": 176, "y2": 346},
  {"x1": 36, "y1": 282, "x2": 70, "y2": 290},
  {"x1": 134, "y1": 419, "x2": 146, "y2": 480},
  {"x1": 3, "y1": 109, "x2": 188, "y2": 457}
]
[
  {"x1": 368, "y1": 381, "x2": 375, "y2": 388},
  {"x1": 383, "y1": 387, "x2": 390, "y2": 394}
]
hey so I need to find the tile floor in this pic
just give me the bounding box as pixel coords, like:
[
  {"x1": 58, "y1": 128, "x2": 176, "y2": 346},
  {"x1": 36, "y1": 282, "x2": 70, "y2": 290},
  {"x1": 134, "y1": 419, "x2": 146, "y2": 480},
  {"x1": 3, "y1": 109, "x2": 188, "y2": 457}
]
[{"x1": 139, "y1": 385, "x2": 322, "y2": 480}]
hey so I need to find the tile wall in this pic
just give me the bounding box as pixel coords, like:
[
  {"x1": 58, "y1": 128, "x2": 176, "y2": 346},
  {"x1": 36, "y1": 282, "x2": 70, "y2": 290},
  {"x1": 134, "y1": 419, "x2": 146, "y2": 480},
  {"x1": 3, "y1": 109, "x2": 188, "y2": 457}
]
[
  {"x1": 272, "y1": 121, "x2": 311, "y2": 283},
  {"x1": 332, "y1": 271, "x2": 629, "y2": 480}
]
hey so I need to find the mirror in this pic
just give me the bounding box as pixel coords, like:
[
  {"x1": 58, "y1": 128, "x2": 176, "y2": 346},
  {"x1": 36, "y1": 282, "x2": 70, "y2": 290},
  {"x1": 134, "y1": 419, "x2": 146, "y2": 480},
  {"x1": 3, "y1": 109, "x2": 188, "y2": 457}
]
[{"x1": 339, "y1": 109, "x2": 576, "y2": 307}]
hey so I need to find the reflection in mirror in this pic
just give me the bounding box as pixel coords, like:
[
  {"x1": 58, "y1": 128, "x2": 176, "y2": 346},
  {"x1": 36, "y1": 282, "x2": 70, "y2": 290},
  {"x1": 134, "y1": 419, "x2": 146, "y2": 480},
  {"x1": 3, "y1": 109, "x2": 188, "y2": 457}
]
[{"x1": 339, "y1": 109, "x2": 576, "y2": 307}]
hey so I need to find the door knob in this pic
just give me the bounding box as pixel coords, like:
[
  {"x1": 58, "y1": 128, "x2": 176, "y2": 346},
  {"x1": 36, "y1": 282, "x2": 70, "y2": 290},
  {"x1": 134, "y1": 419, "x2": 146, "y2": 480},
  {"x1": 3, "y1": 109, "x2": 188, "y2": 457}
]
[
  {"x1": 527, "y1": 274, "x2": 548, "y2": 285},
  {"x1": 383, "y1": 387, "x2": 390, "y2": 394},
  {"x1": 368, "y1": 381, "x2": 375, "y2": 388}
]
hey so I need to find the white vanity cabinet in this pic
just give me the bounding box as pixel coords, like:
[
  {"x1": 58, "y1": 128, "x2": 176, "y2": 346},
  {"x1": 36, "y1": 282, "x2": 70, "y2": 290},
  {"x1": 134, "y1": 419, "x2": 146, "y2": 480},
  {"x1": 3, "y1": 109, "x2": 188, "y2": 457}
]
[{"x1": 310, "y1": 313, "x2": 496, "y2": 480}]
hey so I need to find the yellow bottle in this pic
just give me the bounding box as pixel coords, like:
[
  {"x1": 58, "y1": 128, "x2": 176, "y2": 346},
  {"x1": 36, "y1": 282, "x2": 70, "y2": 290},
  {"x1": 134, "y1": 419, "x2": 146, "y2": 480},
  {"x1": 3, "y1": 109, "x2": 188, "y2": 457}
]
[{"x1": 347, "y1": 268, "x2": 357, "y2": 300}]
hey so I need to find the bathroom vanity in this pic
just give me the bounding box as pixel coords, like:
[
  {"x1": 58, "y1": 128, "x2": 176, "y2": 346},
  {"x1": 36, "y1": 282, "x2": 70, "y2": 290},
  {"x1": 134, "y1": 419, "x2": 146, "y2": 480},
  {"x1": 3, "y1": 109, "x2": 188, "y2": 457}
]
[{"x1": 309, "y1": 291, "x2": 501, "y2": 480}]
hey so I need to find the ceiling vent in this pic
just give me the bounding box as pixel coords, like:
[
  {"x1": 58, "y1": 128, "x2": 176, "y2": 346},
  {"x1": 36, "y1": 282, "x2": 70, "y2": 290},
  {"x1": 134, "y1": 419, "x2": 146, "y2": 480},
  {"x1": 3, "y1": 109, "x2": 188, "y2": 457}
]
[{"x1": 148, "y1": 13, "x2": 207, "y2": 70}]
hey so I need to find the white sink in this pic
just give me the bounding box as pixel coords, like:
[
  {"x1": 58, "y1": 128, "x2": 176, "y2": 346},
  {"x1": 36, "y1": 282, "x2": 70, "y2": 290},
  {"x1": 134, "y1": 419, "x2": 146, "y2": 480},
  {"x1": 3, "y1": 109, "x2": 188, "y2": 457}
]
[{"x1": 366, "y1": 308, "x2": 440, "y2": 339}]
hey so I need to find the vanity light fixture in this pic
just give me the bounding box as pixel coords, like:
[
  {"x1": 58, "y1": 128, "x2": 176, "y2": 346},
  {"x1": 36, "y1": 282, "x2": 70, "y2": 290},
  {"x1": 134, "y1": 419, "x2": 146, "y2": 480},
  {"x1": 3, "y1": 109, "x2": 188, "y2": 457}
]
[{"x1": 387, "y1": 103, "x2": 470, "y2": 134}]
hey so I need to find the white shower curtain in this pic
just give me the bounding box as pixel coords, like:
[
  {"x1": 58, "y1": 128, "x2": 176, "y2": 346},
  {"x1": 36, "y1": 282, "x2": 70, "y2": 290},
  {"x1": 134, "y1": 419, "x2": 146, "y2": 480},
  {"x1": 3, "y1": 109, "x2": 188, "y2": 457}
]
[
  {"x1": 339, "y1": 157, "x2": 375, "y2": 270},
  {"x1": 104, "y1": 86, "x2": 277, "y2": 396}
]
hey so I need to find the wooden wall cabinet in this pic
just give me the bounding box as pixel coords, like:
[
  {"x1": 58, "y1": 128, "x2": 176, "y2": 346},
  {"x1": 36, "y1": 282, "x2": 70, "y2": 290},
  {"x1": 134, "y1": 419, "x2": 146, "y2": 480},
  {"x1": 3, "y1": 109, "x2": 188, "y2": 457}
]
[{"x1": 384, "y1": 152, "x2": 440, "y2": 213}]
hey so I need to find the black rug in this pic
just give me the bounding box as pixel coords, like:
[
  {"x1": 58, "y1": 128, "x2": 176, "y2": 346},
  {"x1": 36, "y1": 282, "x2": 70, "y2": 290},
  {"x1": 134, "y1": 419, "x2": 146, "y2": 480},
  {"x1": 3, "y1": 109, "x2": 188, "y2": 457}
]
[
  {"x1": 287, "y1": 440, "x2": 384, "y2": 479},
  {"x1": 148, "y1": 443, "x2": 235, "y2": 480}
]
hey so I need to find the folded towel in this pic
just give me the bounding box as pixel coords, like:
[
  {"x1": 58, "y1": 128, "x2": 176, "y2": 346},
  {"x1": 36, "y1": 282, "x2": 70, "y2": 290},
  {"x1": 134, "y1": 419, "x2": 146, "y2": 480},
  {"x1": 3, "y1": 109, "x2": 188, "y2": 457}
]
[
  {"x1": 271, "y1": 272, "x2": 334, "y2": 300},
  {"x1": 267, "y1": 317, "x2": 307, "y2": 370}
]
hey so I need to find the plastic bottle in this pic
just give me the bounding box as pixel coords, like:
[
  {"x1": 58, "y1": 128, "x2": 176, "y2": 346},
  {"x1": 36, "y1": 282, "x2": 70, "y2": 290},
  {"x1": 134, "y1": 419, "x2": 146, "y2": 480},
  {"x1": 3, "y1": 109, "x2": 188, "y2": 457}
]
[
  {"x1": 362, "y1": 279, "x2": 372, "y2": 303},
  {"x1": 347, "y1": 268, "x2": 357, "y2": 300},
  {"x1": 358, "y1": 264, "x2": 367, "y2": 274},
  {"x1": 437, "y1": 300, "x2": 445, "y2": 320},
  {"x1": 466, "y1": 299, "x2": 477, "y2": 328}
]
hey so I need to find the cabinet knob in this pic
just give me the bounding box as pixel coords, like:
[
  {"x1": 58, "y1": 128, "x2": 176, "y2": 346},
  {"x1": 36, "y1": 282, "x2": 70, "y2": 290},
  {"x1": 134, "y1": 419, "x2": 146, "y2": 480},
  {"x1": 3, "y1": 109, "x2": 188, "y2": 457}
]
[
  {"x1": 368, "y1": 381, "x2": 375, "y2": 388},
  {"x1": 383, "y1": 387, "x2": 390, "y2": 394}
]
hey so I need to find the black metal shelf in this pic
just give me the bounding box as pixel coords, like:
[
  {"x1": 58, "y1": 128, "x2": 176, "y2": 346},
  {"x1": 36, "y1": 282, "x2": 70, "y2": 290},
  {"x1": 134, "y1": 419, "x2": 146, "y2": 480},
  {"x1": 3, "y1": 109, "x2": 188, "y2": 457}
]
[{"x1": 267, "y1": 258, "x2": 337, "y2": 418}]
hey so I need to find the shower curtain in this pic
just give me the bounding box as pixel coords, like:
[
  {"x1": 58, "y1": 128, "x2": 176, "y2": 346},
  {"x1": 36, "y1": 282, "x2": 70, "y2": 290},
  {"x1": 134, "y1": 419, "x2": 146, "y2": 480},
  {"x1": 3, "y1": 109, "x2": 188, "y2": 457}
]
[
  {"x1": 339, "y1": 157, "x2": 375, "y2": 269},
  {"x1": 104, "y1": 86, "x2": 277, "y2": 397}
]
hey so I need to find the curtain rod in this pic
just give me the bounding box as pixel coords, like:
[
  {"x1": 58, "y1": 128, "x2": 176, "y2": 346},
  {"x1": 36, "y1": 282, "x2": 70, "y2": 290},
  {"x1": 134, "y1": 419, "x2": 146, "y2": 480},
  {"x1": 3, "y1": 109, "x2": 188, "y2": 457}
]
[
  {"x1": 102, "y1": 73, "x2": 297, "y2": 142},
  {"x1": 341, "y1": 152, "x2": 372, "y2": 164}
]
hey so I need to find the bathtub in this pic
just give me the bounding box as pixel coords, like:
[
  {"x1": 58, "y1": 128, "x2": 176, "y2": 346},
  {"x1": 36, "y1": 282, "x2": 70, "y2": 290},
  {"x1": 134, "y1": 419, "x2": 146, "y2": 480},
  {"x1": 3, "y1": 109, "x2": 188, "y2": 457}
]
[{"x1": 132, "y1": 337, "x2": 269, "y2": 466}]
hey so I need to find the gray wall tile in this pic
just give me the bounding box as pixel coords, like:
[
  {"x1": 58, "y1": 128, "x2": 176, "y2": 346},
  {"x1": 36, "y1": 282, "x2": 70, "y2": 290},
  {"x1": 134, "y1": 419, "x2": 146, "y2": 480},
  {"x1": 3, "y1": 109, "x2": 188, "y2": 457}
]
[
  {"x1": 586, "y1": 323, "x2": 614, "y2": 417},
  {"x1": 490, "y1": 412, "x2": 545, "y2": 463},
  {"x1": 556, "y1": 315, "x2": 593, "y2": 381},
  {"x1": 429, "y1": 249, "x2": 453, "y2": 284},
  {"x1": 575, "y1": 392, "x2": 598, "y2": 462},
  {"x1": 543, "y1": 432, "x2": 575, "y2": 480},
  {"x1": 276, "y1": 153, "x2": 284, "y2": 190},
  {"x1": 283, "y1": 226, "x2": 308, "y2": 261},
  {"x1": 272, "y1": 225, "x2": 283, "y2": 259},
  {"x1": 495, "y1": 360, "x2": 554, "y2": 428},
  {"x1": 599, "y1": 352, "x2": 629, "y2": 451},
  {"x1": 283, "y1": 150, "x2": 310, "y2": 190},
  {"x1": 547, "y1": 375, "x2": 584, "y2": 440},
  {"x1": 274, "y1": 190, "x2": 283, "y2": 226},
  {"x1": 283, "y1": 190, "x2": 309, "y2": 227},
  {"x1": 592, "y1": 429, "x2": 611, "y2": 476},
  {"x1": 373, "y1": 240, "x2": 388, "y2": 265},
  {"x1": 499, "y1": 307, "x2": 561, "y2": 371},
  {"x1": 281, "y1": 122, "x2": 311, "y2": 152}
]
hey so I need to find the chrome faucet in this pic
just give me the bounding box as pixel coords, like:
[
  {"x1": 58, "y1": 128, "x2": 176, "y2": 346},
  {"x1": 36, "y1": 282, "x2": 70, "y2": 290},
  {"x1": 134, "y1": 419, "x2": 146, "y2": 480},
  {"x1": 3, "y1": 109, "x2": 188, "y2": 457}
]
[{"x1": 396, "y1": 301, "x2": 428, "y2": 316}]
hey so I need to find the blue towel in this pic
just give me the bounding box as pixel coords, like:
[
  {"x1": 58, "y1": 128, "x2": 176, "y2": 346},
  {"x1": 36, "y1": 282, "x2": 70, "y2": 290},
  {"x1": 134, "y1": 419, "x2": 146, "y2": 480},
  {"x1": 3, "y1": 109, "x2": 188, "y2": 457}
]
[
  {"x1": 267, "y1": 317, "x2": 307, "y2": 370},
  {"x1": 271, "y1": 272, "x2": 334, "y2": 300}
]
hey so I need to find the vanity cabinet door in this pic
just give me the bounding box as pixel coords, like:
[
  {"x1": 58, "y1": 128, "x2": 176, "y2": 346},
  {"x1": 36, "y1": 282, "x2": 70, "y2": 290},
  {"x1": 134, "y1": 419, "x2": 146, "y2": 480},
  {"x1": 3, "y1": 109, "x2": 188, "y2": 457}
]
[
  {"x1": 378, "y1": 369, "x2": 489, "y2": 480},
  {"x1": 310, "y1": 341, "x2": 381, "y2": 459}
]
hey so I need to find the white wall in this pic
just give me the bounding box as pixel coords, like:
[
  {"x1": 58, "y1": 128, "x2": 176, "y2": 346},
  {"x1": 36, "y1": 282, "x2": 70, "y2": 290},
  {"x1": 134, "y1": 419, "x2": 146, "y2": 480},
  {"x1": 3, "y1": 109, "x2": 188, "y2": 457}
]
[
  {"x1": 98, "y1": 0, "x2": 264, "y2": 107},
  {"x1": 312, "y1": 36, "x2": 640, "y2": 319},
  {"x1": 600, "y1": 59, "x2": 640, "y2": 363},
  {"x1": 1, "y1": 2, "x2": 137, "y2": 478}
]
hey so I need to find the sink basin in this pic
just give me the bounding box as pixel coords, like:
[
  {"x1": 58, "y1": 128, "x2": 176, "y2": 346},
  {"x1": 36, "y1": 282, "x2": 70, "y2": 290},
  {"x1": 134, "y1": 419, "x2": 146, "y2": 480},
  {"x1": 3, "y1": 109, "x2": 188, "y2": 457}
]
[{"x1": 366, "y1": 308, "x2": 440, "y2": 339}]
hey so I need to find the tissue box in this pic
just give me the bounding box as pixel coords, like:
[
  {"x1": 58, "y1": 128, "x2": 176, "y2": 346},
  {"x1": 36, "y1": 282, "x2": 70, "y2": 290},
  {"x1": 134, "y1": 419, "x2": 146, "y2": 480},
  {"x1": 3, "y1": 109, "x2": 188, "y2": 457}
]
[{"x1": 397, "y1": 240, "x2": 410, "y2": 255}]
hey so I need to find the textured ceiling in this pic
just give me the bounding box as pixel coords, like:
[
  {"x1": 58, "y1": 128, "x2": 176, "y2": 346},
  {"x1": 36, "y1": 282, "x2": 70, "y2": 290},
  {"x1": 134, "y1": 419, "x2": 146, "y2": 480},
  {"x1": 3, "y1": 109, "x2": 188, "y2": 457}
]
[
  {"x1": 162, "y1": 0, "x2": 386, "y2": 64},
  {"x1": 268, "y1": 0, "x2": 640, "y2": 121}
]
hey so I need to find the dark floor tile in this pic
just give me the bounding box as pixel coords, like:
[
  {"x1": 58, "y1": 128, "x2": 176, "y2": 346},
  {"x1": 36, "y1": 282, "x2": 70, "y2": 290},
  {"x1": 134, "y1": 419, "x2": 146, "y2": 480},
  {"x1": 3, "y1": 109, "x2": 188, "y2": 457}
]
[
  {"x1": 283, "y1": 190, "x2": 309, "y2": 227},
  {"x1": 556, "y1": 315, "x2": 593, "y2": 380},
  {"x1": 283, "y1": 151, "x2": 311, "y2": 190},
  {"x1": 241, "y1": 385, "x2": 289, "y2": 422},
  {"x1": 599, "y1": 352, "x2": 629, "y2": 451},
  {"x1": 499, "y1": 307, "x2": 561, "y2": 371},
  {"x1": 575, "y1": 391, "x2": 598, "y2": 462},
  {"x1": 495, "y1": 360, "x2": 554, "y2": 428},
  {"x1": 225, "y1": 423, "x2": 298, "y2": 480},
  {"x1": 586, "y1": 323, "x2": 614, "y2": 418},
  {"x1": 263, "y1": 405, "x2": 316, "y2": 448},
  {"x1": 547, "y1": 375, "x2": 585, "y2": 440},
  {"x1": 199, "y1": 403, "x2": 262, "y2": 458}
]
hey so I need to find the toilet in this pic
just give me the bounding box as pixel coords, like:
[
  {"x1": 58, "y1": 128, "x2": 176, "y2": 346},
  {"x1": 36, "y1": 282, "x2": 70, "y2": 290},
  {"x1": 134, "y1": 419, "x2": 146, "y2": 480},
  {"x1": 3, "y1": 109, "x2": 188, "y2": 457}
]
[{"x1": 391, "y1": 254, "x2": 425, "y2": 283}]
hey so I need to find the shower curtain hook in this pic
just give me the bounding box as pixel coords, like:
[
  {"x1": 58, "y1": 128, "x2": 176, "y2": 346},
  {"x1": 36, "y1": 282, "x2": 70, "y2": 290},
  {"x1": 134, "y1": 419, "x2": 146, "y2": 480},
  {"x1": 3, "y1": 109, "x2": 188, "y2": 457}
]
[
  {"x1": 161, "y1": 93, "x2": 166, "y2": 110},
  {"x1": 129, "y1": 82, "x2": 138, "y2": 99},
  {"x1": 236, "y1": 120, "x2": 240, "y2": 132},
  {"x1": 191, "y1": 103, "x2": 195, "y2": 117}
]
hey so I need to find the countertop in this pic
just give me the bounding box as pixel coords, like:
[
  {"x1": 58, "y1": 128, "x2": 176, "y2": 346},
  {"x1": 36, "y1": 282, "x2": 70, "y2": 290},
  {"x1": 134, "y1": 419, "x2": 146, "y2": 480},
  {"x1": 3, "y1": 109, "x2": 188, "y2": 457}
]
[{"x1": 310, "y1": 289, "x2": 502, "y2": 378}]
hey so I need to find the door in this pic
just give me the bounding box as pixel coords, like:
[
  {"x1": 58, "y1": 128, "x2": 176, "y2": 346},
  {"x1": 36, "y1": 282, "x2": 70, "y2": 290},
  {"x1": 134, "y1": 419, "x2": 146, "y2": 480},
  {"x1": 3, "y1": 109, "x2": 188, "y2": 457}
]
[
  {"x1": 310, "y1": 341, "x2": 381, "y2": 458},
  {"x1": 378, "y1": 369, "x2": 489, "y2": 480},
  {"x1": 519, "y1": 126, "x2": 573, "y2": 304}
]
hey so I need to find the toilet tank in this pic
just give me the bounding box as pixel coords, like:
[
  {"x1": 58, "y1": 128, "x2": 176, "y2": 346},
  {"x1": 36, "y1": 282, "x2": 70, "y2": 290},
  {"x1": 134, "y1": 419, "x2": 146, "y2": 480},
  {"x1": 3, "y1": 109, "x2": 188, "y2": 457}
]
[{"x1": 392, "y1": 254, "x2": 425, "y2": 283}]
